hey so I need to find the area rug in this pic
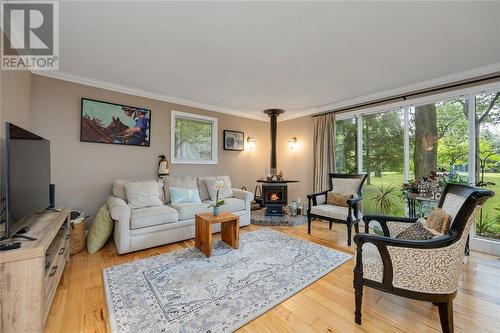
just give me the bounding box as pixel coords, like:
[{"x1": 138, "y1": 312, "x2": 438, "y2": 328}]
[{"x1": 103, "y1": 228, "x2": 351, "y2": 333}]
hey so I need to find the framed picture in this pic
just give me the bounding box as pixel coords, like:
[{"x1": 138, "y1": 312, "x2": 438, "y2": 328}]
[
  {"x1": 81, "y1": 98, "x2": 151, "y2": 147},
  {"x1": 223, "y1": 130, "x2": 244, "y2": 151},
  {"x1": 171, "y1": 111, "x2": 218, "y2": 164}
]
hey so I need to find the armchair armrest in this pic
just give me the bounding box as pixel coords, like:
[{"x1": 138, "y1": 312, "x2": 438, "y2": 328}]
[
  {"x1": 354, "y1": 232, "x2": 456, "y2": 249},
  {"x1": 307, "y1": 190, "x2": 328, "y2": 208},
  {"x1": 347, "y1": 196, "x2": 363, "y2": 205},
  {"x1": 362, "y1": 215, "x2": 419, "y2": 236}
]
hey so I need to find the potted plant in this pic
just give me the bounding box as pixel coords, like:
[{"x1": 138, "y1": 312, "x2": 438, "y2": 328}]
[{"x1": 211, "y1": 179, "x2": 225, "y2": 216}]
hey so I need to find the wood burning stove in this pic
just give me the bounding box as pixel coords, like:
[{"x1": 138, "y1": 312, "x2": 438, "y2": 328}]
[
  {"x1": 256, "y1": 108, "x2": 298, "y2": 216},
  {"x1": 262, "y1": 184, "x2": 287, "y2": 216}
]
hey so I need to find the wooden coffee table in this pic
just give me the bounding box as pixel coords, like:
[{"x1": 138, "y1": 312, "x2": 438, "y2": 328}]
[{"x1": 195, "y1": 211, "x2": 239, "y2": 257}]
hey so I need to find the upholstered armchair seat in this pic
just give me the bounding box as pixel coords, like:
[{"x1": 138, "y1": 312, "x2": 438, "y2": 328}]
[
  {"x1": 307, "y1": 173, "x2": 367, "y2": 245},
  {"x1": 310, "y1": 204, "x2": 363, "y2": 221},
  {"x1": 353, "y1": 184, "x2": 495, "y2": 333}
]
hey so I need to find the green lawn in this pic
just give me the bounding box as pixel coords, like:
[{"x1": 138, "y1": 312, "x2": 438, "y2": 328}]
[{"x1": 362, "y1": 172, "x2": 500, "y2": 239}]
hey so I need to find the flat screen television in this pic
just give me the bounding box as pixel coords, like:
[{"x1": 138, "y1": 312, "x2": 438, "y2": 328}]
[{"x1": 2, "y1": 123, "x2": 51, "y2": 239}]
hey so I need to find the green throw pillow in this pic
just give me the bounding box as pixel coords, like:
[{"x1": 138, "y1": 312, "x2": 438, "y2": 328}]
[{"x1": 87, "y1": 205, "x2": 113, "y2": 254}]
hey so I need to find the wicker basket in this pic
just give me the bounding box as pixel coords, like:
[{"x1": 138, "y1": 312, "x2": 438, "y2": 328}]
[{"x1": 70, "y1": 218, "x2": 86, "y2": 255}]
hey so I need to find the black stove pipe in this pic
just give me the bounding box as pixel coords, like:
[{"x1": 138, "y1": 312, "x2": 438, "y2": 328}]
[{"x1": 263, "y1": 109, "x2": 284, "y2": 172}]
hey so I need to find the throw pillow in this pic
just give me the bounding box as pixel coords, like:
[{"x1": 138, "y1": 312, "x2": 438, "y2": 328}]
[
  {"x1": 125, "y1": 181, "x2": 164, "y2": 209},
  {"x1": 170, "y1": 187, "x2": 202, "y2": 203},
  {"x1": 197, "y1": 177, "x2": 211, "y2": 201},
  {"x1": 112, "y1": 179, "x2": 164, "y2": 203},
  {"x1": 87, "y1": 205, "x2": 114, "y2": 254},
  {"x1": 204, "y1": 176, "x2": 233, "y2": 201},
  {"x1": 424, "y1": 208, "x2": 451, "y2": 234},
  {"x1": 326, "y1": 192, "x2": 353, "y2": 207},
  {"x1": 112, "y1": 179, "x2": 128, "y2": 200},
  {"x1": 163, "y1": 176, "x2": 198, "y2": 203},
  {"x1": 395, "y1": 220, "x2": 436, "y2": 240}
]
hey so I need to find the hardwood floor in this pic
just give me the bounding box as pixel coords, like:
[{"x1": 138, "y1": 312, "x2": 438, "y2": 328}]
[{"x1": 44, "y1": 222, "x2": 500, "y2": 333}]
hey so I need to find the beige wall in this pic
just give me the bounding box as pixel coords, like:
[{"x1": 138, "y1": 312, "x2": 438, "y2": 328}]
[
  {"x1": 276, "y1": 115, "x2": 314, "y2": 204},
  {"x1": 0, "y1": 64, "x2": 32, "y2": 207},
  {"x1": 0, "y1": 67, "x2": 32, "y2": 138},
  {"x1": 30, "y1": 75, "x2": 270, "y2": 218}
]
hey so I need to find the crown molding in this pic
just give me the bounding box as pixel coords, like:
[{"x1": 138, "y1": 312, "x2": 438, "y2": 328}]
[
  {"x1": 278, "y1": 62, "x2": 500, "y2": 122},
  {"x1": 31, "y1": 70, "x2": 269, "y2": 122},
  {"x1": 33, "y1": 61, "x2": 500, "y2": 124}
]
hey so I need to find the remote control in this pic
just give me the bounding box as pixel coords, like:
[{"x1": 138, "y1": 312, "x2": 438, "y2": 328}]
[{"x1": 0, "y1": 242, "x2": 21, "y2": 251}]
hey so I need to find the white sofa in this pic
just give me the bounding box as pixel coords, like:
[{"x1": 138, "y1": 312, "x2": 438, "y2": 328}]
[{"x1": 106, "y1": 176, "x2": 254, "y2": 254}]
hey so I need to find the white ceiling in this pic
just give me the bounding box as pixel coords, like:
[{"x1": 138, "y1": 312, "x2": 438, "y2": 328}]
[{"x1": 45, "y1": 1, "x2": 500, "y2": 121}]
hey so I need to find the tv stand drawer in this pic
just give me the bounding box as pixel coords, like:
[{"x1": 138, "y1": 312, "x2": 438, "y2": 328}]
[
  {"x1": 43, "y1": 227, "x2": 69, "y2": 312},
  {"x1": 0, "y1": 208, "x2": 70, "y2": 333}
]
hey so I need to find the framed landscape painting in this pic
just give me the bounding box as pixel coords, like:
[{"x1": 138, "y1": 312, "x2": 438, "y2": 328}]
[
  {"x1": 223, "y1": 130, "x2": 244, "y2": 151},
  {"x1": 81, "y1": 98, "x2": 151, "y2": 147}
]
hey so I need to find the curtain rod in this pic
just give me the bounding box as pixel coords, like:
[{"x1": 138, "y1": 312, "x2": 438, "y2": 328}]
[{"x1": 312, "y1": 72, "x2": 500, "y2": 118}]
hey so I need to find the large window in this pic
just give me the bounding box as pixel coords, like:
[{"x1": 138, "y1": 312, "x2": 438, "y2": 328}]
[
  {"x1": 332, "y1": 83, "x2": 500, "y2": 255},
  {"x1": 474, "y1": 91, "x2": 500, "y2": 241},
  {"x1": 409, "y1": 98, "x2": 469, "y2": 183},
  {"x1": 362, "y1": 110, "x2": 405, "y2": 216},
  {"x1": 335, "y1": 118, "x2": 357, "y2": 173}
]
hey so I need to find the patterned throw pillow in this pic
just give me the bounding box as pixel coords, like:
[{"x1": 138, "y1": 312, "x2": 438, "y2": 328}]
[
  {"x1": 395, "y1": 220, "x2": 436, "y2": 240},
  {"x1": 424, "y1": 208, "x2": 451, "y2": 234},
  {"x1": 326, "y1": 192, "x2": 353, "y2": 207}
]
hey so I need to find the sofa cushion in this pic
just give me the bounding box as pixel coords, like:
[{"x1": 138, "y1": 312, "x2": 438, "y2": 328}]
[
  {"x1": 113, "y1": 179, "x2": 164, "y2": 203},
  {"x1": 168, "y1": 202, "x2": 211, "y2": 220},
  {"x1": 163, "y1": 176, "x2": 198, "y2": 203},
  {"x1": 203, "y1": 197, "x2": 245, "y2": 213},
  {"x1": 197, "y1": 177, "x2": 211, "y2": 201},
  {"x1": 204, "y1": 176, "x2": 233, "y2": 201},
  {"x1": 310, "y1": 204, "x2": 362, "y2": 220},
  {"x1": 130, "y1": 205, "x2": 178, "y2": 230},
  {"x1": 125, "y1": 181, "x2": 164, "y2": 209},
  {"x1": 112, "y1": 179, "x2": 128, "y2": 200}
]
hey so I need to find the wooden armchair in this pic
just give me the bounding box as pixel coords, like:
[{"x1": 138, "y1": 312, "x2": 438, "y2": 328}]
[
  {"x1": 353, "y1": 184, "x2": 494, "y2": 333},
  {"x1": 307, "y1": 173, "x2": 367, "y2": 245}
]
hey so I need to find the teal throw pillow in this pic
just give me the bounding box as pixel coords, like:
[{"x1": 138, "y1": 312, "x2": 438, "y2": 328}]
[{"x1": 170, "y1": 187, "x2": 202, "y2": 203}]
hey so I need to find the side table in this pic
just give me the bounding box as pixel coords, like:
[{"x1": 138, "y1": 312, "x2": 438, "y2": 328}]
[{"x1": 195, "y1": 211, "x2": 239, "y2": 257}]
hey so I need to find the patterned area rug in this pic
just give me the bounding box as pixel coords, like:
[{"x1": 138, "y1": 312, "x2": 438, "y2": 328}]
[{"x1": 103, "y1": 228, "x2": 351, "y2": 333}]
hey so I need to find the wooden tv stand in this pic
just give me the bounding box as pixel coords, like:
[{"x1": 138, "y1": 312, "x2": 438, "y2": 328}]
[{"x1": 0, "y1": 208, "x2": 70, "y2": 333}]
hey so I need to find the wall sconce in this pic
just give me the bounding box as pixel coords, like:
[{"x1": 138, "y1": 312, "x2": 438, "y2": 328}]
[
  {"x1": 247, "y1": 137, "x2": 256, "y2": 151},
  {"x1": 288, "y1": 136, "x2": 297, "y2": 150}
]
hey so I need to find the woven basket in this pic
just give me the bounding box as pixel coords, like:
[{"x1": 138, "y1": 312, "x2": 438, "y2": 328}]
[{"x1": 70, "y1": 218, "x2": 86, "y2": 255}]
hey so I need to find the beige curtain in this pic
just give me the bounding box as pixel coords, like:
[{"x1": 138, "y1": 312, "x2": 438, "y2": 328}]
[{"x1": 313, "y1": 113, "x2": 335, "y2": 192}]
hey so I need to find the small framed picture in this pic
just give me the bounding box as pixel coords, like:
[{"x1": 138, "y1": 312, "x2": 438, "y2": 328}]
[{"x1": 223, "y1": 130, "x2": 244, "y2": 151}]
